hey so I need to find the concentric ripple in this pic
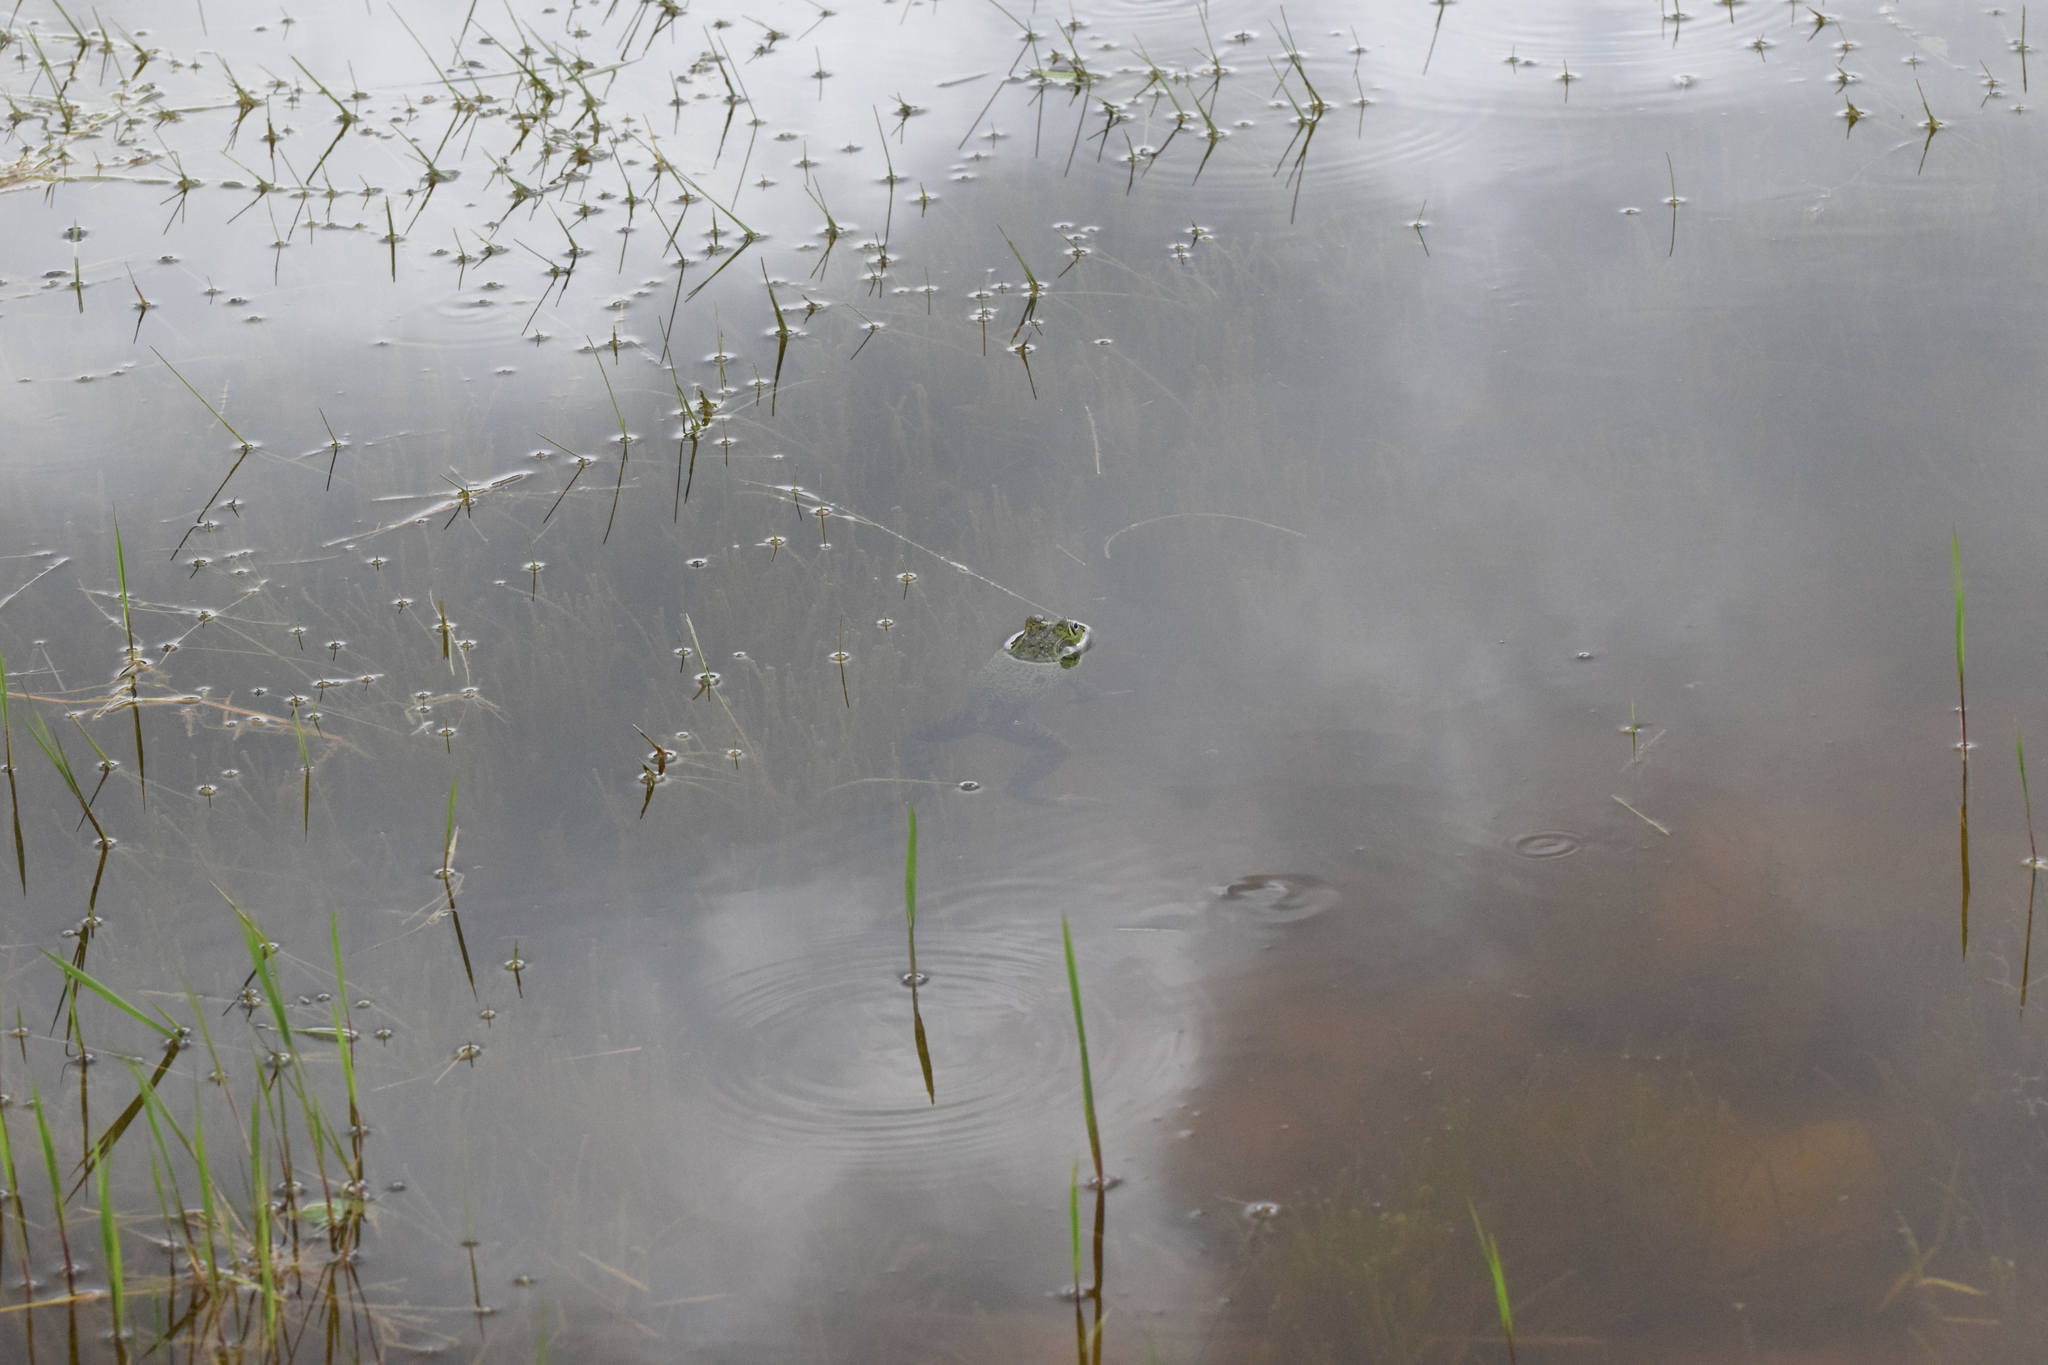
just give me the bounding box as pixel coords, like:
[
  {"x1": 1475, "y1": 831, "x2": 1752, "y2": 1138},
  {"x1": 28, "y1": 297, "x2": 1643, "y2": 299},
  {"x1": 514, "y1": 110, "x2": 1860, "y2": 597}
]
[
  {"x1": 692, "y1": 876, "x2": 1200, "y2": 1171},
  {"x1": 1508, "y1": 830, "x2": 1584, "y2": 860},
  {"x1": 1214, "y1": 873, "x2": 1340, "y2": 924}
]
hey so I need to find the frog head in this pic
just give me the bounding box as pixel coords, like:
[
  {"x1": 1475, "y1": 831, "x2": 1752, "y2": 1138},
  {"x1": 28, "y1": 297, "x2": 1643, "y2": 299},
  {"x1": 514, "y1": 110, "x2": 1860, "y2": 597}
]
[{"x1": 1005, "y1": 614, "x2": 1092, "y2": 668}]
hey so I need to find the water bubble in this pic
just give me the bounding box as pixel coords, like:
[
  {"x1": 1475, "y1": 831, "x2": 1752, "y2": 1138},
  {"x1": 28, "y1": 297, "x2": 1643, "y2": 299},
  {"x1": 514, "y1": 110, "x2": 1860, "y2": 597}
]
[
  {"x1": 1242, "y1": 1200, "x2": 1284, "y2": 1221},
  {"x1": 958, "y1": 780, "x2": 981, "y2": 792},
  {"x1": 1574, "y1": 651, "x2": 1594, "y2": 660},
  {"x1": 900, "y1": 971, "x2": 928, "y2": 987}
]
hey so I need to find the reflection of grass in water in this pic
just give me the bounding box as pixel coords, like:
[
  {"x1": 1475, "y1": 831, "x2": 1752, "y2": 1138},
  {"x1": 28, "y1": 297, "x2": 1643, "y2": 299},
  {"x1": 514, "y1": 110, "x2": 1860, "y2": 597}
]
[
  {"x1": 2020, "y1": 730, "x2": 2038, "y2": 1011},
  {"x1": 1957, "y1": 531, "x2": 1971, "y2": 956}
]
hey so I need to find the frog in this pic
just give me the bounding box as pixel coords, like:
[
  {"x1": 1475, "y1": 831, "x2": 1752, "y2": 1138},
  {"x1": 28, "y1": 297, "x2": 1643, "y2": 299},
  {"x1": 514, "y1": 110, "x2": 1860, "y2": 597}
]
[{"x1": 908, "y1": 614, "x2": 1093, "y2": 798}]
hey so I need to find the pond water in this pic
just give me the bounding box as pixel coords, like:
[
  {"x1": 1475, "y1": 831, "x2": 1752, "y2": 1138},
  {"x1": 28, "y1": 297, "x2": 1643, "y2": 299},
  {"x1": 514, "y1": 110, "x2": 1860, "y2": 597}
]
[{"x1": 1, "y1": 0, "x2": 2046, "y2": 1359}]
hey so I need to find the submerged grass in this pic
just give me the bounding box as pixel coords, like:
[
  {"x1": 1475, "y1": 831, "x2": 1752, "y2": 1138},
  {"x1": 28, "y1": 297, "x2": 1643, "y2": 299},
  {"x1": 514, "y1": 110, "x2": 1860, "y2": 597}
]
[{"x1": 1469, "y1": 1201, "x2": 1517, "y2": 1365}]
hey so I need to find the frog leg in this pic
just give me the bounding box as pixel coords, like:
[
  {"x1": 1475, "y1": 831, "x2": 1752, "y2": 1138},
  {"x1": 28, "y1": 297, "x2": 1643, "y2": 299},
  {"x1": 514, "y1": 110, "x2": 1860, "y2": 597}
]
[
  {"x1": 903, "y1": 707, "x2": 977, "y2": 782},
  {"x1": 998, "y1": 718, "x2": 1069, "y2": 798}
]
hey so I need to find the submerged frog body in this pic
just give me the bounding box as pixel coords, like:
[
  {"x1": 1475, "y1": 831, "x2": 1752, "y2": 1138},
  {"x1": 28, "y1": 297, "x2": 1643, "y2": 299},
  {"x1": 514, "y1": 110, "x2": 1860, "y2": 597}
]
[{"x1": 910, "y1": 615, "x2": 1092, "y2": 797}]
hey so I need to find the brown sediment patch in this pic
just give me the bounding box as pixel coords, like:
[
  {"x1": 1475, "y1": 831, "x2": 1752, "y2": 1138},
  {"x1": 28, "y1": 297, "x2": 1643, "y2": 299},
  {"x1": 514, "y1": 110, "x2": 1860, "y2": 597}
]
[{"x1": 1175, "y1": 789, "x2": 1934, "y2": 1358}]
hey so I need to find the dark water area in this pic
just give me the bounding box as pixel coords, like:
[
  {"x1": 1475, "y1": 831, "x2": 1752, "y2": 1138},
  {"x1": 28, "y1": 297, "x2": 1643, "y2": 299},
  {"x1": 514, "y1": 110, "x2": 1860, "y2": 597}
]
[{"x1": 1, "y1": 0, "x2": 2046, "y2": 1359}]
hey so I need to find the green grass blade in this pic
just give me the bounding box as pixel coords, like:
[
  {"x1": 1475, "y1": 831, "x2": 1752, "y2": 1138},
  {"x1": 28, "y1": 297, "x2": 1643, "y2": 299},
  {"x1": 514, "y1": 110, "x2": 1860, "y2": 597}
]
[
  {"x1": 1953, "y1": 531, "x2": 1966, "y2": 684},
  {"x1": 1469, "y1": 1201, "x2": 1517, "y2": 1364},
  {"x1": 252, "y1": 1089, "x2": 277, "y2": 1347},
  {"x1": 41, "y1": 952, "x2": 173, "y2": 1037},
  {"x1": 0, "y1": 999, "x2": 17, "y2": 1195},
  {"x1": 1, "y1": 641, "x2": 27, "y2": 892},
  {"x1": 96, "y1": 1155, "x2": 124, "y2": 1351},
  {"x1": 220, "y1": 890, "x2": 293, "y2": 1050},
  {"x1": 30, "y1": 1085, "x2": 65, "y2": 1222},
  {"x1": 905, "y1": 804, "x2": 917, "y2": 932},
  {"x1": 71, "y1": 1037, "x2": 181, "y2": 1198},
  {"x1": 188, "y1": 1082, "x2": 220, "y2": 1281},
  {"x1": 1061, "y1": 916, "x2": 1103, "y2": 1184},
  {"x1": 1068, "y1": 1159, "x2": 1082, "y2": 1293},
  {"x1": 330, "y1": 914, "x2": 360, "y2": 1120}
]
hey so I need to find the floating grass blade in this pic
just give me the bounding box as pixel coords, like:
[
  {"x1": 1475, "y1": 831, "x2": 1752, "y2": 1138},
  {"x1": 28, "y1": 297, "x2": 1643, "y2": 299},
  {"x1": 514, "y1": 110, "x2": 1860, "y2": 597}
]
[
  {"x1": 0, "y1": 641, "x2": 24, "y2": 892},
  {"x1": 2021, "y1": 730, "x2": 2037, "y2": 1010},
  {"x1": 292, "y1": 705, "x2": 311, "y2": 839},
  {"x1": 442, "y1": 780, "x2": 476, "y2": 996},
  {"x1": 1916, "y1": 79, "x2": 1943, "y2": 174},
  {"x1": 1957, "y1": 531, "x2": 1970, "y2": 956},
  {"x1": 43, "y1": 953, "x2": 173, "y2": 1040},
  {"x1": 151, "y1": 350, "x2": 255, "y2": 559},
  {"x1": 906, "y1": 803, "x2": 934, "y2": 1103},
  {"x1": 537, "y1": 433, "x2": 589, "y2": 522},
  {"x1": 23, "y1": 708, "x2": 110, "y2": 940},
  {"x1": 763, "y1": 263, "x2": 792, "y2": 414},
  {"x1": 1469, "y1": 1201, "x2": 1517, "y2": 1365},
  {"x1": 835, "y1": 617, "x2": 850, "y2": 708},
  {"x1": 1061, "y1": 916, "x2": 1103, "y2": 1186},
  {"x1": 590, "y1": 344, "x2": 632, "y2": 544}
]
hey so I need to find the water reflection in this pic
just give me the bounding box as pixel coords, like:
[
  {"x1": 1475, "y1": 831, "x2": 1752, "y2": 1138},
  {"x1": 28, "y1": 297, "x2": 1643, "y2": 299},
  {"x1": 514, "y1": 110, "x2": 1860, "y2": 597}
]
[{"x1": 5, "y1": 0, "x2": 2048, "y2": 1357}]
